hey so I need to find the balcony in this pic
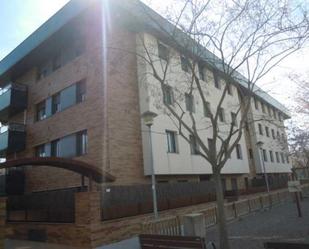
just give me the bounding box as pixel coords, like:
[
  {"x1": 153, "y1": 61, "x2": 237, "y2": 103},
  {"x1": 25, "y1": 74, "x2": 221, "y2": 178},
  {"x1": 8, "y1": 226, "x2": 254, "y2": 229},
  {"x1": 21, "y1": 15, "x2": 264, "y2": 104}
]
[
  {"x1": 0, "y1": 123, "x2": 26, "y2": 156},
  {"x1": 0, "y1": 83, "x2": 28, "y2": 122}
]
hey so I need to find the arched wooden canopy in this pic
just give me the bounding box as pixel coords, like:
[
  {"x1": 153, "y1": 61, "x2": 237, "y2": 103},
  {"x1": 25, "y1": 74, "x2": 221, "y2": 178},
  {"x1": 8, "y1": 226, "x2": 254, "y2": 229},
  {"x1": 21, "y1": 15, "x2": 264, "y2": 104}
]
[{"x1": 0, "y1": 157, "x2": 115, "y2": 183}]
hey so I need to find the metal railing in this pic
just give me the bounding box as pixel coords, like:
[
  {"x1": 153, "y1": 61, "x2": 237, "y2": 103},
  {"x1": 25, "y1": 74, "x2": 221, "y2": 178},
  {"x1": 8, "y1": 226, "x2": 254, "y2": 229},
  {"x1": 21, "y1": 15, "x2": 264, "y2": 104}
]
[{"x1": 142, "y1": 185, "x2": 309, "y2": 236}]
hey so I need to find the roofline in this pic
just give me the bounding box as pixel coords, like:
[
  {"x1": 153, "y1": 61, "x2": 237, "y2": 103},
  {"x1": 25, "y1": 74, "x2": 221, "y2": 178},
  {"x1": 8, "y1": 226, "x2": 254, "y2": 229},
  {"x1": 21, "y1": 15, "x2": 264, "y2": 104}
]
[
  {"x1": 0, "y1": 0, "x2": 290, "y2": 117},
  {"x1": 0, "y1": 0, "x2": 95, "y2": 80}
]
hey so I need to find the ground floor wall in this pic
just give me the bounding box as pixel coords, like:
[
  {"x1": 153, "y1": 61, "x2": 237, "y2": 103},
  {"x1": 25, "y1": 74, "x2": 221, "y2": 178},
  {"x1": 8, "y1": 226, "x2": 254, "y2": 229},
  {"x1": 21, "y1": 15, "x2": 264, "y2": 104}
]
[{"x1": 156, "y1": 174, "x2": 248, "y2": 191}]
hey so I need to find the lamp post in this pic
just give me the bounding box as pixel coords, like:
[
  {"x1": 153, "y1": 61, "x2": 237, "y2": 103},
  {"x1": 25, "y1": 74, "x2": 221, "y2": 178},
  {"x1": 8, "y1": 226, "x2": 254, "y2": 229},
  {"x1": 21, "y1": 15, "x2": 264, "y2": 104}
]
[
  {"x1": 141, "y1": 111, "x2": 158, "y2": 219},
  {"x1": 256, "y1": 141, "x2": 270, "y2": 193}
]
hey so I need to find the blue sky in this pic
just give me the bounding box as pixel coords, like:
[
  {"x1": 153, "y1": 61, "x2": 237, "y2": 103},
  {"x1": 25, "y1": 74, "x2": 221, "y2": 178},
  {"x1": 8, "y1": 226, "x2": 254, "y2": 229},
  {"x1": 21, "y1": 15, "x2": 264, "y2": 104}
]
[{"x1": 0, "y1": 0, "x2": 69, "y2": 60}]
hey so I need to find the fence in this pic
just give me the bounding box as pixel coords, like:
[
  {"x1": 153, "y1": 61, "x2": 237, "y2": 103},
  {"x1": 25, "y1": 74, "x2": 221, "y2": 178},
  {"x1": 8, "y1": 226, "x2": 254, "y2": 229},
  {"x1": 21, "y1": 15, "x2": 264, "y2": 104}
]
[
  {"x1": 6, "y1": 187, "x2": 83, "y2": 223},
  {"x1": 142, "y1": 185, "x2": 309, "y2": 235},
  {"x1": 102, "y1": 181, "x2": 216, "y2": 220}
]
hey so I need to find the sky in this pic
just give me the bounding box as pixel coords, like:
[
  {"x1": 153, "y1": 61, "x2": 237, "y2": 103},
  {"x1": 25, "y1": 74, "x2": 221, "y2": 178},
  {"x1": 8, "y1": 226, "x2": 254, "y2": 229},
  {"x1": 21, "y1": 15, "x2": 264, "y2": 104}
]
[{"x1": 0, "y1": 0, "x2": 308, "y2": 124}]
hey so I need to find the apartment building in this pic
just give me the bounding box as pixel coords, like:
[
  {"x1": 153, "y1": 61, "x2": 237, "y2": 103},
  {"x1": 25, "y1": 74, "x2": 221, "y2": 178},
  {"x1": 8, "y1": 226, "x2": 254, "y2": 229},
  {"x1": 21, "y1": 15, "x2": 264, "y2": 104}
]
[{"x1": 0, "y1": 0, "x2": 291, "y2": 194}]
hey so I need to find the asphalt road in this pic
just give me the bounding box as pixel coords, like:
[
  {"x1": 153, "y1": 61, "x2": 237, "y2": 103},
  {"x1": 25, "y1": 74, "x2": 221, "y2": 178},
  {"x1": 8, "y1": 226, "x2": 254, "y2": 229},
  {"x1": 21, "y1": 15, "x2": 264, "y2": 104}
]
[{"x1": 206, "y1": 197, "x2": 309, "y2": 249}]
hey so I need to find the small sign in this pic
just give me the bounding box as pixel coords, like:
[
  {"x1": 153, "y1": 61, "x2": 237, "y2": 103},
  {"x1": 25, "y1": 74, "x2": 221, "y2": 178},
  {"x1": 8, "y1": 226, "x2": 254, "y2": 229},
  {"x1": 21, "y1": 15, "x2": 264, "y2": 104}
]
[{"x1": 288, "y1": 181, "x2": 301, "y2": 192}]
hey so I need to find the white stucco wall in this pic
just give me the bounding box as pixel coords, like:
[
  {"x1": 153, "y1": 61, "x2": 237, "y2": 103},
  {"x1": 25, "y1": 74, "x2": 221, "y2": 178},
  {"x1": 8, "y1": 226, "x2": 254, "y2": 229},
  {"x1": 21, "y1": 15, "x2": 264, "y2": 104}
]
[
  {"x1": 137, "y1": 33, "x2": 250, "y2": 176},
  {"x1": 248, "y1": 98, "x2": 292, "y2": 174}
]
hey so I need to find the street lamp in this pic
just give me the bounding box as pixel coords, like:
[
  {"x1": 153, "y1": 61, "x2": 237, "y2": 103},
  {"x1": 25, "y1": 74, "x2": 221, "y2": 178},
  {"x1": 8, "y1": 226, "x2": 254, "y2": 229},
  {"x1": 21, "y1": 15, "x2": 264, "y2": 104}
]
[
  {"x1": 141, "y1": 111, "x2": 158, "y2": 219},
  {"x1": 256, "y1": 141, "x2": 270, "y2": 192}
]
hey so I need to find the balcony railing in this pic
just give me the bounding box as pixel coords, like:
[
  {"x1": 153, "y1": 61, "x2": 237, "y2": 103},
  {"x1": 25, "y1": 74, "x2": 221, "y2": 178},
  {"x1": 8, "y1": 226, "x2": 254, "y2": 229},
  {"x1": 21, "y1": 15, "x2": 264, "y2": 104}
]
[
  {"x1": 0, "y1": 83, "x2": 28, "y2": 122},
  {"x1": 0, "y1": 123, "x2": 26, "y2": 156}
]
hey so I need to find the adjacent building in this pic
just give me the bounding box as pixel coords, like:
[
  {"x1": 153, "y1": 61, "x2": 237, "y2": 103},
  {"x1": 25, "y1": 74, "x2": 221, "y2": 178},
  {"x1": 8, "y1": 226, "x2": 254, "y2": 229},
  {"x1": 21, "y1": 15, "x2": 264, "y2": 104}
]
[{"x1": 0, "y1": 0, "x2": 291, "y2": 194}]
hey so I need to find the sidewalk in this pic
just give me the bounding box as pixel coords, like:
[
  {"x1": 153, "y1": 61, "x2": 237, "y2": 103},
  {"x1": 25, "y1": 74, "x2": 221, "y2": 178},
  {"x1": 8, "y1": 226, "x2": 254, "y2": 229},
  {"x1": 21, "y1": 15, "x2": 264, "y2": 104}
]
[{"x1": 206, "y1": 198, "x2": 309, "y2": 249}]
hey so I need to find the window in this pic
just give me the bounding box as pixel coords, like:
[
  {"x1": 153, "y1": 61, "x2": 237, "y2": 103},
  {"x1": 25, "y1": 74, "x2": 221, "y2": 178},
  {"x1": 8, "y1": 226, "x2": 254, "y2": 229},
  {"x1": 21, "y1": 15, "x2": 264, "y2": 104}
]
[
  {"x1": 77, "y1": 130, "x2": 88, "y2": 156},
  {"x1": 52, "y1": 54, "x2": 62, "y2": 71},
  {"x1": 52, "y1": 93, "x2": 61, "y2": 114},
  {"x1": 254, "y1": 97, "x2": 259, "y2": 110},
  {"x1": 60, "y1": 84, "x2": 77, "y2": 110},
  {"x1": 208, "y1": 138, "x2": 214, "y2": 151},
  {"x1": 166, "y1": 130, "x2": 178, "y2": 153},
  {"x1": 218, "y1": 108, "x2": 225, "y2": 122},
  {"x1": 271, "y1": 129, "x2": 275, "y2": 139},
  {"x1": 189, "y1": 135, "x2": 199, "y2": 155},
  {"x1": 198, "y1": 63, "x2": 205, "y2": 81},
  {"x1": 269, "y1": 151, "x2": 274, "y2": 162},
  {"x1": 258, "y1": 124, "x2": 263, "y2": 135},
  {"x1": 36, "y1": 101, "x2": 46, "y2": 121},
  {"x1": 75, "y1": 40, "x2": 86, "y2": 57},
  {"x1": 35, "y1": 145, "x2": 46, "y2": 157},
  {"x1": 278, "y1": 113, "x2": 282, "y2": 121},
  {"x1": 267, "y1": 106, "x2": 272, "y2": 116},
  {"x1": 286, "y1": 155, "x2": 290, "y2": 164},
  {"x1": 185, "y1": 93, "x2": 195, "y2": 113},
  {"x1": 227, "y1": 83, "x2": 232, "y2": 95},
  {"x1": 263, "y1": 149, "x2": 267, "y2": 162},
  {"x1": 273, "y1": 109, "x2": 277, "y2": 119},
  {"x1": 281, "y1": 152, "x2": 285, "y2": 163},
  {"x1": 204, "y1": 102, "x2": 211, "y2": 117},
  {"x1": 231, "y1": 112, "x2": 237, "y2": 126},
  {"x1": 76, "y1": 80, "x2": 86, "y2": 103},
  {"x1": 36, "y1": 130, "x2": 88, "y2": 158},
  {"x1": 181, "y1": 56, "x2": 190, "y2": 72},
  {"x1": 261, "y1": 102, "x2": 266, "y2": 113},
  {"x1": 249, "y1": 148, "x2": 253, "y2": 159},
  {"x1": 158, "y1": 42, "x2": 169, "y2": 61},
  {"x1": 36, "y1": 80, "x2": 87, "y2": 122},
  {"x1": 281, "y1": 133, "x2": 285, "y2": 142},
  {"x1": 236, "y1": 144, "x2": 243, "y2": 159},
  {"x1": 51, "y1": 139, "x2": 60, "y2": 157},
  {"x1": 163, "y1": 85, "x2": 174, "y2": 105},
  {"x1": 213, "y1": 72, "x2": 220, "y2": 89},
  {"x1": 37, "y1": 61, "x2": 52, "y2": 80},
  {"x1": 265, "y1": 126, "x2": 269, "y2": 137},
  {"x1": 277, "y1": 131, "x2": 280, "y2": 140},
  {"x1": 275, "y1": 152, "x2": 280, "y2": 163}
]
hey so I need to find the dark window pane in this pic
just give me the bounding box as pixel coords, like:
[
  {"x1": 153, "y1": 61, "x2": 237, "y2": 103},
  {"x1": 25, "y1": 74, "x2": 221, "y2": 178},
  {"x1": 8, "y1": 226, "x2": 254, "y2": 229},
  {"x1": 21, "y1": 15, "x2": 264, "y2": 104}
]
[
  {"x1": 158, "y1": 42, "x2": 169, "y2": 61},
  {"x1": 35, "y1": 145, "x2": 46, "y2": 157},
  {"x1": 76, "y1": 80, "x2": 86, "y2": 103},
  {"x1": 52, "y1": 93, "x2": 61, "y2": 114},
  {"x1": 213, "y1": 72, "x2": 220, "y2": 89},
  {"x1": 59, "y1": 135, "x2": 77, "y2": 158},
  {"x1": 181, "y1": 56, "x2": 190, "y2": 72},
  {"x1": 204, "y1": 102, "x2": 211, "y2": 117},
  {"x1": 185, "y1": 93, "x2": 195, "y2": 113},
  {"x1": 36, "y1": 101, "x2": 46, "y2": 121},
  {"x1": 166, "y1": 130, "x2": 177, "y2": 153},
  {"x1": 77, "y1": 130, "x2": 88, "y2": 156},
  {"x1": 198, "y1": 63, "x2": 205, "y2": 81},
  {"x1": 236, "y1": 144, "x2": 242, "y2": 159},
  {"x1": 60, "y1": 84, "x2": 77, "y2": 110},
  {"x1": 190, "y1": 135, "x2": 199, "y2": 155},
  {"x1": 51, "y1": 139, "x2": 60, "y2": 157},
  {"x1": 163, "y1": 85, "x2": 173, "y2": 105}
]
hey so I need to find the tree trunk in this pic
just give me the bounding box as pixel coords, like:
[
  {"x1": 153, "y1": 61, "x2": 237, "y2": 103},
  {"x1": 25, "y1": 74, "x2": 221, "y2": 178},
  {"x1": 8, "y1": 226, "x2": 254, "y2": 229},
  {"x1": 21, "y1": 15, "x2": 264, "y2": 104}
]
[{"x1": 214, "y1": 171, "x2": 230, "y2": 249}]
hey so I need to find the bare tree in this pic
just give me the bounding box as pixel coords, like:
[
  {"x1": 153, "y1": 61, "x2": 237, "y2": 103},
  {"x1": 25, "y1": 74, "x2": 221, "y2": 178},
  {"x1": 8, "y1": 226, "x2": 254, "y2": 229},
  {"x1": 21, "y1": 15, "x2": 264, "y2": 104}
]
[
  {"x1": 111, "y1": 0, "x2": 309, "y2": 248},
  {"x1": 289, "y1": 71, "x2": 309, "y2": 117}
]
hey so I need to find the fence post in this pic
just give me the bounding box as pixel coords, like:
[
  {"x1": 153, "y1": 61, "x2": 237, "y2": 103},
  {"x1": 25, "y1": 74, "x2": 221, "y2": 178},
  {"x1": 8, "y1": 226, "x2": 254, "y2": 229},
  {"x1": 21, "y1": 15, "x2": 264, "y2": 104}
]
[
  {"x1": 260, "y1": 196, "x2": 263, "y2": 209},
  {"x1": 233, "y1": 203, "x2": 237, "y2": 218},
  {"x1": 0, "y1": 197, "x2": 7, "y2": 249}
]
